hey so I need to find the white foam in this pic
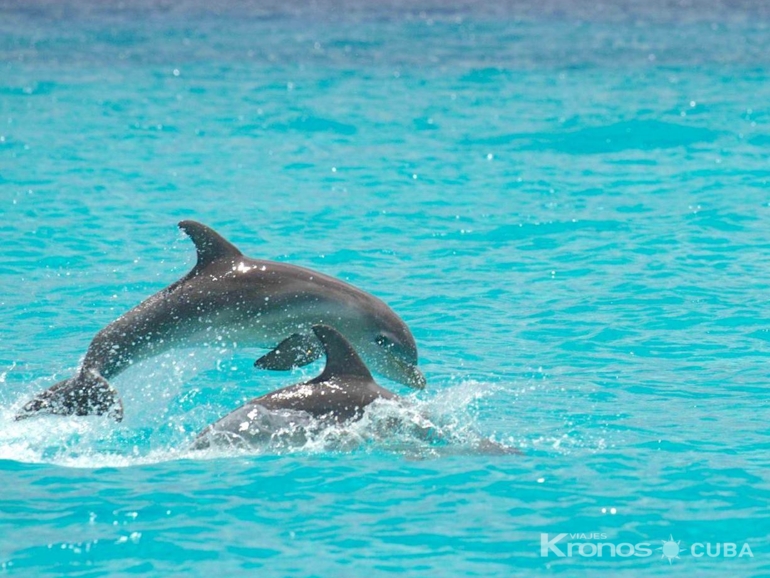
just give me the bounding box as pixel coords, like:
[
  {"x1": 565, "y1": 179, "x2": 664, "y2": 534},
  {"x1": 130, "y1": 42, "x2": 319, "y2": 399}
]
[{"x1": 0, "y1": 379, "x2": 523, "y2": 467}]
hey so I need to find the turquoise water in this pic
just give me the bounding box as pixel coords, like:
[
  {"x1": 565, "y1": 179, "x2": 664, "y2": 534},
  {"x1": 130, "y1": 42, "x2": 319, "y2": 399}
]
[{"x1": 2, "y1": 0, "x2": 770, "y2": 575}]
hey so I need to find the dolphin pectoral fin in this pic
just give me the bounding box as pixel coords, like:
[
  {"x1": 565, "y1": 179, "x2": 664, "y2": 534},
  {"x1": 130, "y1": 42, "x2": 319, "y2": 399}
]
[
  {"x1": 15, "y1": 372, "x2": 124, "y2": 422},
  {"x1": 254, "y1": 333, "x2": 323, "y2": 370}
]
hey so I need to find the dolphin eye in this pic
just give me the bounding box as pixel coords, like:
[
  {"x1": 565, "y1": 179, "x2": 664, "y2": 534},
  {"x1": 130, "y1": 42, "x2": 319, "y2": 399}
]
[{"x1": 375, "y1": 334, "x2": 393, "y2": 349}]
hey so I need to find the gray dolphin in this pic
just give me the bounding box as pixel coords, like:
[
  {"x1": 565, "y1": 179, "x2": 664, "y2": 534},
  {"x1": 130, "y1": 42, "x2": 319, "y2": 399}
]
[
  {"x1": 192, "y1": 324, "x2": 396, "y2": 449},
  {"x1": 16, "y1": 221, "x2": 425, "y2": 421},
  {"x1": 192, "y1": 325, "x2": 521, "y2": 456}
]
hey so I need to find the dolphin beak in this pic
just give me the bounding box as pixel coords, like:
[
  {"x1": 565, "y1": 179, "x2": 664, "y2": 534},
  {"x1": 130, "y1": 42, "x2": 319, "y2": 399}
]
[
  {"x1": 410, "y1": 367, "x2": 427, "y2": 390},
  {"x1": 399, "y1": 361, "x2": 427, "y2": 390}
]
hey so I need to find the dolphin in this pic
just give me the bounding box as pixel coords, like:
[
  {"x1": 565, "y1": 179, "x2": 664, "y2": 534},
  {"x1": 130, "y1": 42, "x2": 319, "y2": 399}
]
[
  {"x1": 16, "y1": 221, "x2": 425, "y2": 421},
  {"x1": 192, "y1": 324, "x2": 396, "y2": 449},
  {"x1": 192, "y1": 325, "x2": 520, "y2": 456}
]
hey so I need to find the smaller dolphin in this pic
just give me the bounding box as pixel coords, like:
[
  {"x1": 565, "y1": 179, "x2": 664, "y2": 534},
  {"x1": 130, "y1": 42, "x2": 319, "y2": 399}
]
[
  {"x1": 192, "y1": 324, "x2": 395, "y2": 449},
  {"x1": 192, "y1": 325, "x2": 521, "y2": 456}
]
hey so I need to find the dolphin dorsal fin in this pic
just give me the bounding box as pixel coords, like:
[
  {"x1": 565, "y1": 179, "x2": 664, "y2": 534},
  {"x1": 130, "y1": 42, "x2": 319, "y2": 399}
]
[
  {"x1": 179, "y1": 220, "x2": 243, "y2": 270},
  {"x1": 312, "y1": 324, "x2": 374, "y2": 382}
]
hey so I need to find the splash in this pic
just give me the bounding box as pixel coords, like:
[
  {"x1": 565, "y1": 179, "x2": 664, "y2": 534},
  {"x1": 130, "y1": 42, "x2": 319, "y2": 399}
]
[{"x1": 0, "y1": 379, "x2": 522, "y2": 467}]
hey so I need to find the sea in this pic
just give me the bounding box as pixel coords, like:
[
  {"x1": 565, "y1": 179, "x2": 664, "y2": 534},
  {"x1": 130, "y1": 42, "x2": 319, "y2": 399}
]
[{"x1": 1, "y1": 0, "x2": 769, "y2": 575}]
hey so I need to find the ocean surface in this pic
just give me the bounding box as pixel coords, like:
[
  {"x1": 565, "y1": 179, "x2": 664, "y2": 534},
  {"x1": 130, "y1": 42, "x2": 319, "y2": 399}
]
[{"x1": 1, "y1": 0, "x2": 770, "y2": 575}]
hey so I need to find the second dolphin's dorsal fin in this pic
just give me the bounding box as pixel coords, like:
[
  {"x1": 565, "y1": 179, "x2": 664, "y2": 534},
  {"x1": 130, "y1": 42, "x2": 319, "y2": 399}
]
[
  {"x1": 312, "y1": 324, "x2": 374, "y2": 383},
  {"x1": 179, "y1": 220, "x2": 243, "y2": 270}
]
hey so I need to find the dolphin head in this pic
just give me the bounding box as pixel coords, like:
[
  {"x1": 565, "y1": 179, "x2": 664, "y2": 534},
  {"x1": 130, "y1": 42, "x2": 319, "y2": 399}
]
[{"x1": 346, "y1": 309, "x2": 426, "y2": 390}]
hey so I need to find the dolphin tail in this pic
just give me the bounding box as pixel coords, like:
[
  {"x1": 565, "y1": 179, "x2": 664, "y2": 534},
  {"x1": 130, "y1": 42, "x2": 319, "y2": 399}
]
[
  {"x1": 472, "y1": 438, "x2": 523, "y2": 456},
  {"x1": 15, "y1": 371, "x2": 124, "y2": 422}
]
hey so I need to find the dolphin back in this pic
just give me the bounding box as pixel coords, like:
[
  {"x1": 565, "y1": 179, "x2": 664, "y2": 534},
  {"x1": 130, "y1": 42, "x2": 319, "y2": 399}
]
[{"x1": 15, "y1": 372, "x2": 124, "y2": 422}]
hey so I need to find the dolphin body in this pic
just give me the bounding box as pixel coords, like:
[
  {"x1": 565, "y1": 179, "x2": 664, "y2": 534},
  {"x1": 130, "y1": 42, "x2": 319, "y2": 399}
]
[
  {"x1": 192, "y1": 324, "x2": 520, "y2": 456},
  {"x1": 191, "y1": 324, "x2": 396, "y2": 450},
  {"x1": 16, "y1": 221, "x2": 425, "y2": 421}
]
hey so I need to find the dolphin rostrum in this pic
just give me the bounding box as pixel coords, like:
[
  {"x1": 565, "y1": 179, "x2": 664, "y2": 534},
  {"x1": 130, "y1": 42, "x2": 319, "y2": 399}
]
[
  {"x1": 191, "y1": 324, "x2": 397, "y2": 449},
  {"x1": 16, "y1": 221, "x2": 425, "y2": 421}
]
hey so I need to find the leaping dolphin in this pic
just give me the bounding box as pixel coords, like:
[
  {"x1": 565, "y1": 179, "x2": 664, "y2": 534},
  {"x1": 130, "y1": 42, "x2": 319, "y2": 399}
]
[
  {"x1": 16, "y1": 221, "x2": 425, "y2": 421},
  {"x1": 191, "y1": 324, "x2": 397, "y2": 449}
]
